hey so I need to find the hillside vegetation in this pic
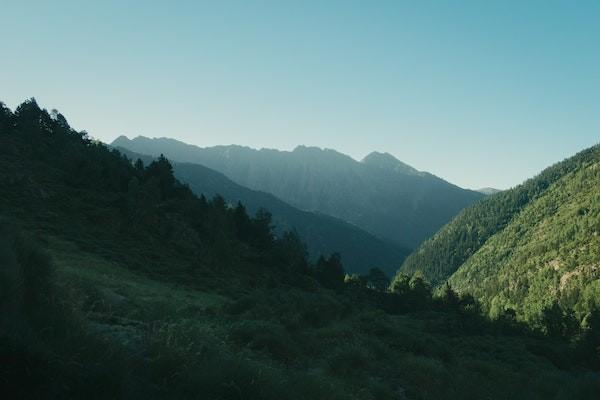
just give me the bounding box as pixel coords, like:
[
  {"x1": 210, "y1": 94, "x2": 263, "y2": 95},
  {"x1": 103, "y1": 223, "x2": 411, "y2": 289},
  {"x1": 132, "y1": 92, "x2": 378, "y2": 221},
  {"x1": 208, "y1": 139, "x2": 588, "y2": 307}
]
[
  {"x1": 399, "y1": 145, "x2": 600, "y2": 285},
  {"x1": 449, "y1": 154, "x2": 600, "y2": 325},
  {"x1": 2, "y1": 99, "x2": 600, "y2": 399},
  {"x1": 112, "y1": 136, "x2": 483, "y2": 249},
  {"x1": 397, "y1": 143, "x2": 600, "y2": 330}
]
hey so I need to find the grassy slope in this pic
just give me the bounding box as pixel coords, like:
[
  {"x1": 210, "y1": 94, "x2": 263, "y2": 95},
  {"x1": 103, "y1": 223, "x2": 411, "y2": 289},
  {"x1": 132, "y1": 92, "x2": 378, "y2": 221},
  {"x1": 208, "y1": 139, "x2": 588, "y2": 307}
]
[
  {"x1": 46, "y1": 233, "x2": 600, "y2": 400},
  {"x1": 449, "y1": 159, "x2": 600, "y2": 322}
]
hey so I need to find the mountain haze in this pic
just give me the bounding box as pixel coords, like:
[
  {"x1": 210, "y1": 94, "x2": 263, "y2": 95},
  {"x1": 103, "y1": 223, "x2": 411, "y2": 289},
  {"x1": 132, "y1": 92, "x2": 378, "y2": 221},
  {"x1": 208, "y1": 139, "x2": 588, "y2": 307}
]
[
  {"x1": 112, "y1": 136, "x2": 484, "y2": 249},
  {"x1": 115, "y1": 148, "x2": 408, "y2": 275},
  {"x1": 477, "y1": 187, "x2": 502, "y2": 195}
]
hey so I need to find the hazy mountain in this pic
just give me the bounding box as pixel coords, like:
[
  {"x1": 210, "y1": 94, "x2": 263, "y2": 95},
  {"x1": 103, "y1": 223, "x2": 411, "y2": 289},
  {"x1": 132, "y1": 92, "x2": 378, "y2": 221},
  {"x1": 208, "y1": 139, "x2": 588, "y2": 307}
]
[
  {"x1": 397, "y1": 144, "x2": 600, "y2": 323},
  {"x1": 112, "y1": 136, "x2": 484, "y2": 249},
  {"x1": 361, "y1": 151, "x2": 423, "y2": 176},
  {"x1": 115, "y1": 147, "x2": 408, "y2": 275},
  {"x1": 477, "y1": 187, "x2": 502, "y2": 195}
]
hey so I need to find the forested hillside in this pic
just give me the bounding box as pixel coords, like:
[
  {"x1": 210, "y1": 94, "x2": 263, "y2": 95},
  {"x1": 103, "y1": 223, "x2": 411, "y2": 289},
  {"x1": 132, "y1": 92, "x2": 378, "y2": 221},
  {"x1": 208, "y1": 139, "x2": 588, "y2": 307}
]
[
  {"x1": 114, "y1": 148, "x2": 408, "y2": 276},
  {"x1": 2, "y1": 99, "x2": 600, "y2": 399},
  {"x1": 112, "y1": 136, "x2": 484, "y2": 249},
  {"x1": 396, "y1": 143, "x2": 600, "y2": 331},
  {"x1": 449, "y1": 152, "x2": 600, "y2": 325},
  {"x1": 399, "y1": 145, "x2": 600, "y2": 285}
]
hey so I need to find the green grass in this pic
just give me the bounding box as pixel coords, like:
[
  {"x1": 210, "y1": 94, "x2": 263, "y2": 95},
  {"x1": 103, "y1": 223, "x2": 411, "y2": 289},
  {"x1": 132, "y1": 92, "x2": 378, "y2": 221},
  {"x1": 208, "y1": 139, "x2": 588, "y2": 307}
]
[
  {"x1": 4, "y1": 230, "x2": 600, "y2": 399},
  {"x1": 49, "y1": 236, "x2": 227, "y2": 321}
]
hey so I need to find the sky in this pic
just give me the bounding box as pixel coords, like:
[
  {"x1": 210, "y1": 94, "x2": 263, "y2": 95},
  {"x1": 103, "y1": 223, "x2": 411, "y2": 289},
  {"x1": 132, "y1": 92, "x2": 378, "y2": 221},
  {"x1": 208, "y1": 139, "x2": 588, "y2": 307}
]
[{"x1": 1, "y1": 1, "x2": 599, "y2": 190}]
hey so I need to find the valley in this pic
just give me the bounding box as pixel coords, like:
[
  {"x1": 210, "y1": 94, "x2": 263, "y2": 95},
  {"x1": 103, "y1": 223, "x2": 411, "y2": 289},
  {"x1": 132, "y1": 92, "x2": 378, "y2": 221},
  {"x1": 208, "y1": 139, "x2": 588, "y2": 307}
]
[{"x1": 1, "y1": 100, "x2": 599, "y2": 399}]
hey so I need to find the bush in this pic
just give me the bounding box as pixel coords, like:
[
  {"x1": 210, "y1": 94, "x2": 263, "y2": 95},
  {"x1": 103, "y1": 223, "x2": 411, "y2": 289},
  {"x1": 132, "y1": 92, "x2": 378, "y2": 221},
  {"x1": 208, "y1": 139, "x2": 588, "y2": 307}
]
[
  {"x1": 230, "y1": 320, "x2": 299, "y2": 362},
  {"x1": 327, "y1": 344, "x2": 372, "y2": 377}
]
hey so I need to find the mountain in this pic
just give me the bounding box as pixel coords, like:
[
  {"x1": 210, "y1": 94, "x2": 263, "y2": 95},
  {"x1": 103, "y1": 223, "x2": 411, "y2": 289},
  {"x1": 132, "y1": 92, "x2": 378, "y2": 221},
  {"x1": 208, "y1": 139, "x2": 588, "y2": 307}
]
[
  {"x1": 115, "y1": 147, "x2": 408, "y2": 276},
  {"x1": 477, "y1": 187, "x2": 502, "y2": 195},
  {"x1": 397, "y1": 144, "x2": 600, "y2": 323},
  {"x1": 112, "y1": 136, "x2": 484, "y2": 249},
  {"x1": 360, "y1": 151, "x2": 423, "y2": 175},
  {"x1": 2, "y1": 99, "x2": 600, "y2": 399}
]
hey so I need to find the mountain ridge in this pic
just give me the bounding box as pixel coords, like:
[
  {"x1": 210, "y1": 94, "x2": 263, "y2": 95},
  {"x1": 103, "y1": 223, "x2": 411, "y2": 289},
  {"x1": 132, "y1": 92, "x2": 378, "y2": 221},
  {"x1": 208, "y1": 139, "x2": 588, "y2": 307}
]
[
  {"x1": 361, "y1": 151, "x2": 424, "y2": 176},
  {"x1": 114, "y1": 146, "x2": 409, "y2": 275},
  {"x1": 112, "y1": 135, "x2": 484, "y2": 249}
]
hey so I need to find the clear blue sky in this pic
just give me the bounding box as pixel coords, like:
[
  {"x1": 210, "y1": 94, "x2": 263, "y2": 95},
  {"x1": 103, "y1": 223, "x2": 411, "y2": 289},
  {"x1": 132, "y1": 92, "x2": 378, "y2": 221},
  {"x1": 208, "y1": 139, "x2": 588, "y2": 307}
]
[{"x1": 2, "y1": 1, "x2": 599, "y2": 189}]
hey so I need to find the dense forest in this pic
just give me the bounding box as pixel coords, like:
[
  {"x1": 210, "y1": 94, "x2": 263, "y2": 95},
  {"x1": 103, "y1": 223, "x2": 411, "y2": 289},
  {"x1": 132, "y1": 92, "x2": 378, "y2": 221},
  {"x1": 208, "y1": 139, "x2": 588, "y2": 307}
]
[
  {"x1": 449, "y1": 150, "x2": 600, "y2": 325},
  {"x1": 400, "y1": 144, "x2": 599, "y2": 284},
  {"x1": 2, "y1": 99, "x2": 600, "y2": 399},
  {"x1": 396, "y1": 143, "x2": 600, "y2": 330}
]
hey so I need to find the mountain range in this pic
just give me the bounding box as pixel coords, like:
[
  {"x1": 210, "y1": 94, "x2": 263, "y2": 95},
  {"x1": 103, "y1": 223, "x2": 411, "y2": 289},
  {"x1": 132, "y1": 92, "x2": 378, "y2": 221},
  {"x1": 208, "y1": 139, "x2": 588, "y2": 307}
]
[
  {"x1": 112, "y1": 136, "x2": 484, "y2": 250},
  {"x1": 114, "y1": 147, "x2": 408, "y2": 275}
]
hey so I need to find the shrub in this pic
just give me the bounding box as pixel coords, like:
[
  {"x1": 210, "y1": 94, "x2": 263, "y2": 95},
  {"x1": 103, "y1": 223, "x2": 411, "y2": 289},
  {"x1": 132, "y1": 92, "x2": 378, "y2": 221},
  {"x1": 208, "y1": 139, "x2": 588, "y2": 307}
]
[{"x1": 230, "y1": 320, "x2": 298, "y2": 362}]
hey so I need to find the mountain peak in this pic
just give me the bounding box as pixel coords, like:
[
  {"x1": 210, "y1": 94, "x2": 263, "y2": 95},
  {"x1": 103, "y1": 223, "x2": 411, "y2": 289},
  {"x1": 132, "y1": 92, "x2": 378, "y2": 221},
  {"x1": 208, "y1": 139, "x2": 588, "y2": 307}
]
[
  {"x1": 291, "y1": 145, "x2": 357, "y2": 164},
  {"x1": 112, "y1": 135, "x2": 132, "y2": 146},
  {"x1": 292, "y1": 145, "x2": 345, "y2": 155},
  {"x1": 362, "y1": 151, "x2": 420, "y2": 175}
]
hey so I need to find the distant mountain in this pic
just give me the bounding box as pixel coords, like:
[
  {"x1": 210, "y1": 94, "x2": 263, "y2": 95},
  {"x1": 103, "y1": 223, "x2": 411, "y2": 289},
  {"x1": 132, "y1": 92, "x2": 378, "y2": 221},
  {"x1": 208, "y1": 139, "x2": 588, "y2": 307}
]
[
  {"x1": 397, "y1": 144, "x2": 600, "y2": 323},
  {"x1": 361, "y1": 151, "x2": 424, "y2": 176},
  {"x1": 115, "y1": 147, "x2": 408, "y2": 276},
  {"x1": 477, "y1": 187, "x2": 502, "y2": 195},
  {"x1": 112, "y1": 136, "x2": 484, "y2": 249}
]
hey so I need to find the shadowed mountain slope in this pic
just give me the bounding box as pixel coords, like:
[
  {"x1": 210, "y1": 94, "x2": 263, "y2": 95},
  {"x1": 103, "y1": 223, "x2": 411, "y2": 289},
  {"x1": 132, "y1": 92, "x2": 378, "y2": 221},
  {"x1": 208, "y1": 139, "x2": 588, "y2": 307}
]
[
  {"x1": 115, "y1": 148, "x2": 408, "y2": 275},
  {"x1": 112, "y1": 136, "x2": 484, "y2": 249}
]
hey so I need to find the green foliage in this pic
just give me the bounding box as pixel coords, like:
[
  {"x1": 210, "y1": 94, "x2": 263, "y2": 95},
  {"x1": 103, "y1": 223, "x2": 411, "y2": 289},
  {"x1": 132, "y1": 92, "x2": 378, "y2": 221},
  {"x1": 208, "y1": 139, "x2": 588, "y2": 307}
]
[
  {"x1": 315, "y1": 253, "x2": 346, "y2": 289},
  {"x1": 440, "y1": 282, "x2": 460, "y2": 308},
  {"x1": 539, "y1": 303, "x2": 579, "y2": 339},
  {"x1": 395, "y1": 142, "x2": 600, "y2": 346},
  {"x1": 447, "y1": 152, "x2": 600, "y2": 329},
  {"x1": 0, "y1": 224, "x2": 132, "y2": 398},
  {"x1": 399, "y1": 144, "x2": 600, "y2": 285},
  {"x1": 366, "y1": 267, "x2": 390, "y2": 292}
]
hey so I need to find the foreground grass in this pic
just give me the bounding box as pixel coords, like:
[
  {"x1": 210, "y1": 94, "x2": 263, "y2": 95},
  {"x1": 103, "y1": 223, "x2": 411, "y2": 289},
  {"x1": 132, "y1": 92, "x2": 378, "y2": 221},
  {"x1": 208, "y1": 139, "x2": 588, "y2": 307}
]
[
  {"x1": 23, "y1": 236, "x2": 596, "y2": 400},
  {"x1": 50, "y1": 236, "x2": 227, "y2": 320}
]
